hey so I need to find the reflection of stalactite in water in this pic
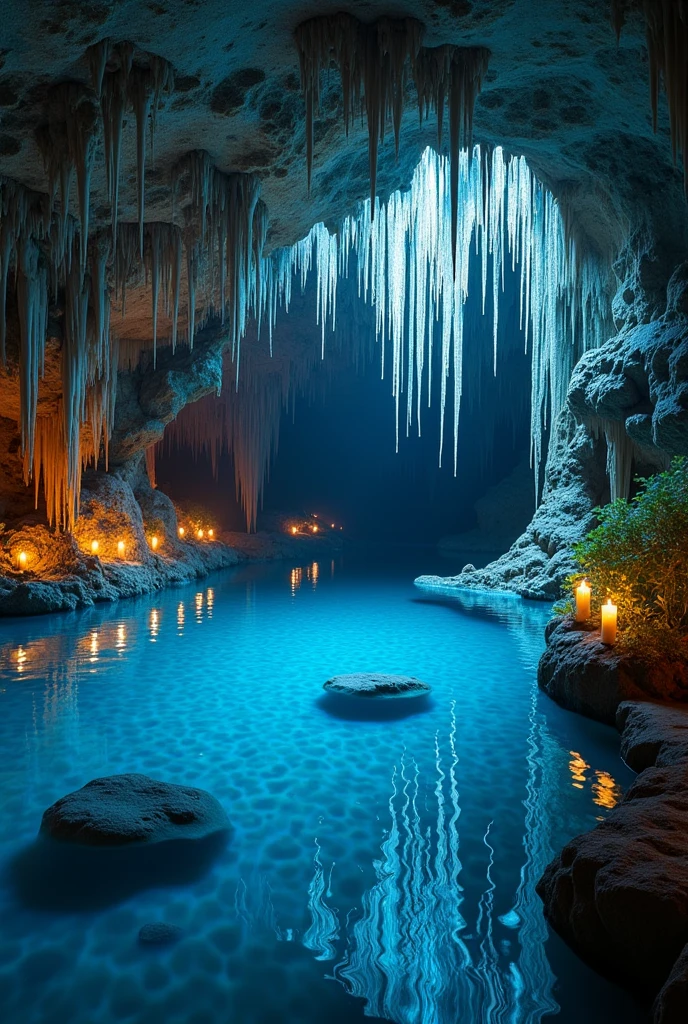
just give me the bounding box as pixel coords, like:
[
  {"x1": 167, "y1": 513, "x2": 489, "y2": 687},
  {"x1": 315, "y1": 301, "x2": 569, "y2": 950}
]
[
  {"x1": 307, "y1": 698, "x2": 562, "y2": 1023},
  {"x1": 303, "y1": 839, "x2": 339, "y2": 961}
]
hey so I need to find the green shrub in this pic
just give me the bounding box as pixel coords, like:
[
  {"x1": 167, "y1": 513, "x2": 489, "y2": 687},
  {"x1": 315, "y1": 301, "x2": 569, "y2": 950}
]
[{"x1": 568, "y1": 457, "x2": 688, "y2": 656}]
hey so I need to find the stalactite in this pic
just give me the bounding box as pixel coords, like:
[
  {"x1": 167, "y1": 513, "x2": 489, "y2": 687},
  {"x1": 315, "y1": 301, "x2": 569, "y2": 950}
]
[
  {"x1": 99, "y1": 41, "x2": 135, "y2": 243},
  {"x1": 16, "y1": 237, "x2": 49, "y2": 472},
  {"x1": 35, "y1": 83, "x2": 101, "y2": 277},
  {"x1": 613, "y1": 0, "x2": 688, "y2": 194},
  {"x1": 172, "y1": 151, "x2": 263, "y2": 358},
  {"x1": 145, "y1": 444, "x2": 157, "y2": 488},
  {"x1": 127, "y1": 56, "x2": 175, "y2": 254},
  {"x1": 271, "y1": 146, "x2": 611, "y2": 501},
  {"x1": 295, "y1": 14, "x2": 424, "y2": 211}
]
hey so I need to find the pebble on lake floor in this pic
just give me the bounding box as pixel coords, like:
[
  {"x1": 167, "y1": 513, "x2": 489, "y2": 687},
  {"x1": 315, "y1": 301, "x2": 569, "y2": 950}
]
[{"x1": 323, "y1": 673, "x2": 431, "y2": 698}]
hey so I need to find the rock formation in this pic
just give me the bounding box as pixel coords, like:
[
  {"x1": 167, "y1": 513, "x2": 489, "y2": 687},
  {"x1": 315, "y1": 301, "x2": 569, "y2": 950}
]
[
  {"x1": 538, "y1": 701, "x2": 688, "y2": 1023},
  {"x1": 323, "y1": 672, "x2": 431, "y2": 698}
]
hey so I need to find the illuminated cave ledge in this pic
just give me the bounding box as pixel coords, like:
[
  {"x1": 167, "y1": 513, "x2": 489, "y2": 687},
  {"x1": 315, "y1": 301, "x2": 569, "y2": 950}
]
[{"x1": 268, "y1": 145, "x2": 611, "y2": 500}]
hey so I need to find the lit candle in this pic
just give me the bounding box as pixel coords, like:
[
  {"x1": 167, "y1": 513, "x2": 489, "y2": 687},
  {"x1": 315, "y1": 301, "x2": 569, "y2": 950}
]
[
  {"x1": 117, "y1": 540, "x2": 125, "y2": 557},
  {"x1": 91, "y1": 540, "x2": 99, "y2": 555},
  {"x1": 331, "y1": 523, "x2": 335, "y2": 528},
  {"x1": 151, "y1": 535, "x2": 159, "y2": 551},
  {"x1": 312, "y1": 525, "x2": 318, "y2": 533},
  {"x1": 197, "y1": 529, "x2": 204, "y2": 539},
  {"x1": 575, "y1": 579, "x2": 591, "y2": 622},
  {"x1": 601, "y1": 599, "x2": 617, "y2": 645},
  {"x1": 208, "y1": 529, "x2": 214, "y2": 539},
  {"x1": 178, "y1": 526, "x2": 185, "y2": 538},
  {"x1": 18, "y1": 551, "x2": 28, "y2": 570},
  {"x1": 291, "y1": 526, "x2": 297, "y2": 535}
]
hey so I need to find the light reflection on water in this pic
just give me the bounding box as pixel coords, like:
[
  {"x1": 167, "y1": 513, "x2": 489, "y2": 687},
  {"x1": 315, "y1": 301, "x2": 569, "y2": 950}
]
[{"x1": 0, "y1": 559, "x2": 643, "y2": 1024}]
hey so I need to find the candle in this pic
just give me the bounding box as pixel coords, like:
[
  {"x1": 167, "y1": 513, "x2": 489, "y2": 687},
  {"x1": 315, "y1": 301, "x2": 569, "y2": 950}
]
[
  {"x1": 601, "y1": 599, "x2": 617, "y2": 645},
  {"x1": 208, "y1": 529, "x2": 214, "y2": 539},
  {"x1": 151, "y1": 535, "x2": 159, "y2": 551},
  {"x1": 18, "y1": 551, "x2": 27, "y2": 570},
  {"x1": 178, "y1": 526, "x2": 185, "y2": 538},
  {"x1": 197, "y1": 529, "x2": 204, "y2": 539},
  {"x1": 117, "y1": 540, "x2": 125, "y2": 557},
  {"x1": 575, "y1": 579, "x2": 591, "y2": 622},
  {"x1": 291, "y1": 526, "x2": 297, "y2": 535},
  {"x1": 91, "y1": 540, "x2": 99, "y2": 554}
]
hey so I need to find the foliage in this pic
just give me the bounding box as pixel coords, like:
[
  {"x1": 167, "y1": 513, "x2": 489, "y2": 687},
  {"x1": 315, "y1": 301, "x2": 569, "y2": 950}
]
[{"x1": 568, "y1": 458, "x2": 688, "y2": 652}]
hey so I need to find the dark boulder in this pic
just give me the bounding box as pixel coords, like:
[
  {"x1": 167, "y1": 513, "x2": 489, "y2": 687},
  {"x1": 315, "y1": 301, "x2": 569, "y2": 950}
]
[{"x1": 41, "y1": 774, "x2": 230, "y2": 846}]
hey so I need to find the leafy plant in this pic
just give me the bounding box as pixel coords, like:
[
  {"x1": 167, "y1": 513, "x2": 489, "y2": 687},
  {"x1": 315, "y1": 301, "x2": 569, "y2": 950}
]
[{"x1": 567, "y1": 457, "x2": 688, "y2": 654}]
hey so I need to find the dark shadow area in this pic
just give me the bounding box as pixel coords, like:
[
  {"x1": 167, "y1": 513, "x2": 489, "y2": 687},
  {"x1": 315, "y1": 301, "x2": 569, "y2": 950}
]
[
  {"x1": 8, "y1": 829, "x2": 231, "y2": 912},
  {"x1": 316, "y1": 692, "x2": 433, "y2": 721}
]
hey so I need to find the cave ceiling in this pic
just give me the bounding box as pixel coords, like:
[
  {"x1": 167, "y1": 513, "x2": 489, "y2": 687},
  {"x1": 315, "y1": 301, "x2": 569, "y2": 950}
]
[{"x1": 1, "y1": 0, "x2": 685, "y2": 278}]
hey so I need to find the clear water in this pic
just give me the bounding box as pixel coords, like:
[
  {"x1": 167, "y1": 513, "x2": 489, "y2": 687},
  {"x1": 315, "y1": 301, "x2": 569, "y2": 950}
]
[{"x1": 0, "y1": 554, "x2": 646, "y2": 1024}]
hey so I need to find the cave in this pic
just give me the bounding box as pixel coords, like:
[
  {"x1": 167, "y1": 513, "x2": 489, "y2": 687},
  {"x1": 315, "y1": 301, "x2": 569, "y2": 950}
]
[{"x1": 0, "y1": 2, "x2": 687, "y2": 1023}]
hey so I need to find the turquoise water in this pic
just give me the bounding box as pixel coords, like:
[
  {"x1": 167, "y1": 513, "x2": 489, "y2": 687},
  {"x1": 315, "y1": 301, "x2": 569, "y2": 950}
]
[{"x1": 0, "y1": 555, "x2": 645, "y2": 1024}]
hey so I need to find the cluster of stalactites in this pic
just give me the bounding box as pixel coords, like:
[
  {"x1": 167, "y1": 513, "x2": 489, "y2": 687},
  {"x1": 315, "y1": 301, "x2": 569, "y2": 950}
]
[
  {"x1": 171, "y1": 151, "x2": 264, "y2": 376},
  {"x1": 613, "y1": 0, "x2": 688, "y2": 194},
  {"x1": 271, "y1": 146, "x2": 611, "y2": 501},
  {"x1": 294, "y1": 12, "x2": 489, "y2": 263}
]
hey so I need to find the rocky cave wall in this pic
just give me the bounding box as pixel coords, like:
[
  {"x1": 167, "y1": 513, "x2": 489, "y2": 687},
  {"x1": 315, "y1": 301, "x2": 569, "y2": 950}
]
[{"x1": 0, "y1": 0, "x2": 687, "y2": 608}]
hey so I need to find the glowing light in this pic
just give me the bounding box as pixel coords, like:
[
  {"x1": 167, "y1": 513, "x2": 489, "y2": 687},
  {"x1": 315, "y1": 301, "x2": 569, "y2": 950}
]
[
  {"x1": 150, "y1": 535, "x2": 159, "y2": 551},
  {"x1": 208, "y1": 529, "x2": 214, "y2": 539},
  {"x1": 575, "y1": 580, "x2": 590, "y2": 622},
  {"x1": 207, "y1": 588, "x2": 214, "y2": 616},
  {"x1": 593, "y1": 770, "x2": 621, "y2": 810},
  {"x1": 178, "y1": 526, "x2": 185, "y2": 537},
  {"x1": 312, "y1": 525, "x2": 318, "y2": 533},
  {"x1": 117, "y1": 540, "x2": 125, "y2": 556},
  {"x1": 601, "y1": 599, "x2": 617, "y2": 645},
  {"x1": 91, "y1": 540, "x2": 99, "y2": 554},
  {"x1": 568, "y1": 751, "x2": 589, "y2": 790},
  {"x1": 116, "y1": 623, "x2": 126, "y2": 651},
  {"x1": 149, "y1": 608, "x2": 159, "y2": 640},
  {"x1": 177, "y1": 601, "x2": 185, "y2": 632},
  {"x1": 89, "y1": 630, "x2": 99, "y2": 663},
  {"x1": 195, "y1": 591, "x2": 204, "y2": 620},
  {"x1": 290, "y1": 567, "x2": 302, "y2": 595},
  {"x1": 16, "y1": 646, "x2": 26, "y2": 672},
  {"x1": 331, "y1": 523, "x2": 335, "y2": 529},
  {"x1": 18, "y1": 551, "x2": 28, "y2": 570},
  {"x1": 291, "y1": 526, "x2": 298, "y2": 535},
  {"x1": 197, "y1": 529, "x2": 204, "y2": 539}
]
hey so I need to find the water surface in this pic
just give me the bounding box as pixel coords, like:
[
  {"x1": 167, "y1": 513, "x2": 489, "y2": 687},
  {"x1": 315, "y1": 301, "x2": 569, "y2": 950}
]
[{"x1": 0, "y1": 554, "x2": 645, "y2": 1023}]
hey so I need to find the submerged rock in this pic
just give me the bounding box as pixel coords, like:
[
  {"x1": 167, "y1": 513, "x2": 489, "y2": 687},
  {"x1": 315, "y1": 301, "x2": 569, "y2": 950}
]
[
  {"x1": 41, "y1": 774, "x2": 230, "y2": 847},
  {"x1": 138, "y1": 923, "x2": 184, "y2": 947},
  {"x1": 323, "y1": 673, "x2": 430, "y2": 698},
  {"x1": 537, "y1": 701, "x2": 688, "y2": 1015},
  {"x1": 537, "y1": 615, "x2": 688, "y2": 725}
]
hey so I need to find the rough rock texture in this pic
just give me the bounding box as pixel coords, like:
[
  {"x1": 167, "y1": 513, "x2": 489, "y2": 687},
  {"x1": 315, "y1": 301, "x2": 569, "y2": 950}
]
[
  {"x1": 537, "y1": 615, "x2": 688, "y2": 725},
  {"x1": 0, "y1": 459, "x2": 239, "y2": 615},
  {"x1": 537, "y1": 701, "x2": 688, "y2": 1019},
  {"x1": 41, "y1": 775, "x2": 230, "y2": 847},
  {"x1": 323, "y1": 673, "x2": 431, "y2": 698}
]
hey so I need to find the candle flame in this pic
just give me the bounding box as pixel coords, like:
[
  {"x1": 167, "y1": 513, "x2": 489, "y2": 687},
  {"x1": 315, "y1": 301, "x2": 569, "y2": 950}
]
[
  {"x1": 178, "y1": 526, "x2": 185, "y2": 537},
  {"x1": 208, "y1": 529, "x2": 214, "y2": 538},
  {"x1": 291, "y1": 526, "x2": 297, "y2": 535},
  {"x1": 151, "y1": 535, "x2": 159, "y2": 550},
  {"x1": 91, "y1": 540, "x2": 99, "y2": 554},
  {"x1": 197, "y1": 529, "x2": 204, "y2": 539},
  {"x1": 18, "y1": 550, "x2": 28, "y2": 569},
  {"x1": 117, "y1": 540, "x2": 125, "y2": 556}
]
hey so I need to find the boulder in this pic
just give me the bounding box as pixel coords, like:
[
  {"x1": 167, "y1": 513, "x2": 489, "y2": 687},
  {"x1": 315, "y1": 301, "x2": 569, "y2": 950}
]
[
  {"x1": 40, "y1": 774, "x2": 230, "y2": 847},
  {"x1": 323, "y1": 673, "x2": 431, "y2": 699},
  {"x1": 537, "y1": 702, "x2": 688, "y2": 1008},
  {"x1": 537, "y1": 615, "x2": 688, "y2": 725}
]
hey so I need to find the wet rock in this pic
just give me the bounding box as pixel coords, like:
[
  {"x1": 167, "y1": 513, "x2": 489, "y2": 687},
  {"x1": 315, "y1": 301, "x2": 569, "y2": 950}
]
[
  {"x1": 654, "y1": 943, "x2": 688, "y2": 1023},
  {"x1": 538, "y1": 701, "x2": 688, "y2": 1004},
  {"x1": 138, "y1": 923, "x2": 184, "y2": 947},
  {"x1": 537, "y1": 615, "x2": 688, "y2": 725},
  {"x1": 41, "y1": 774, "x2": 231, "y2": 847},
  {"x1": 323, "y1": 673, "x2": 431, "y2": 698}
]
